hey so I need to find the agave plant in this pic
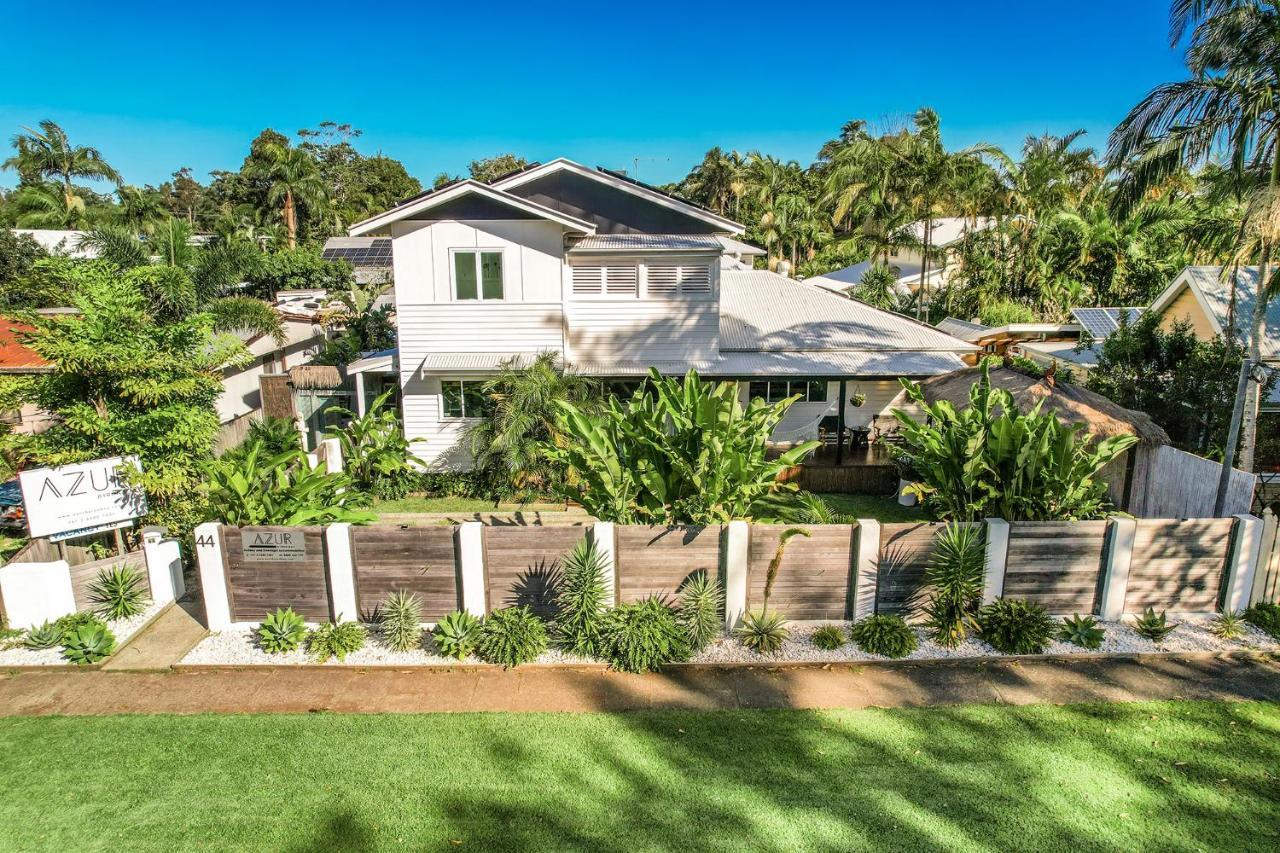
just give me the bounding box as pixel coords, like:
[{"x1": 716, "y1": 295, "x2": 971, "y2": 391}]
[
  {"x1": 61, "y1": 623, "x2": 117, "y2": 665},
  {"x1": 736, "y1": 609, "x2": 789, "y2": 655},
  {"x1": 432, "y1": 610, "x2": 482, "y2": 660},
  {"x1": 87, "y1": 565, "x2": 149, "y2": 620},
  {"x1": 257, "y1": 608, "x2": 307, "y2": 654}
]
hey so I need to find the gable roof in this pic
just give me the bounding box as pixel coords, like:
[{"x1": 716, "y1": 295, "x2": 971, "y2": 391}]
[
  {"x1": 1150, "y1": 265, "x2": 1280, "y2": 358},
  {"x1": 718, "y1": 270, "x2": 976, "y2": 353},
  {"x1": 491, "y1": 158, "x2": 745, "y2": 234},
  {"x1": 0, "y1": 317, "x2": 49, "y2": 373},
  {"x1": 347, "y1": 179, "x2": 597, "y2": 236}
]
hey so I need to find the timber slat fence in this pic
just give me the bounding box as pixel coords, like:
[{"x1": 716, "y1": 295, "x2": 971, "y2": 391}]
[{"x1": 192, "y1": 511, "x2": 1280, "y2": 631}]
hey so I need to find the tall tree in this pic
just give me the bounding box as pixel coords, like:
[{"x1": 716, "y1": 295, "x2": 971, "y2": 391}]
[
  {"x1": 2, "y1": 120, "x2": 121, "y2": 211},
  {"x1": 244, "y1": 142, "x2": 327, "y2": 248},
  {"x1": 468, "y1": 154, "x2": 529, "y2": 183}
]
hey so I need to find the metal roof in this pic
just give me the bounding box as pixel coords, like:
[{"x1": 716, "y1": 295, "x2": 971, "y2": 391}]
[
  {"x1": 935, "y1": 317, "x2": 990, "y2": 341},
  {"x1": 572, "y1": 351, "x2": 965, "y2": 378},
  {"x1": 420, "y1": 351, "x2": 548, "y2": 372},
  {"x1": 1153, "y1": 265, "x2": 1280, "y2": 360},
  {"x1": 569, "y1": 234, "x2": 722, "y2": 252},
  {"x1": 719, "y1": 270, "x2": 977, "y2": 353}
]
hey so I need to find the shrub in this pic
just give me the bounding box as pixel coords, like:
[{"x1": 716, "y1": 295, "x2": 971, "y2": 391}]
[
  {"x1": 600, "y1": 597, "x2": 689, "y2": 673},
  {"x1": 324, "y1": 390, "x2": 417, "y2": 495},
  {"x1": 977, "y1": 598, "x2": 1056, "y2": 654},
  {"x1": 306, "y1": 622, "x2": 367, "y2": 662},
  {"x1": 477, "y1": 606, "x2": 547, "y2": 668},
  {"x1": 257, "y1": 608, "x2": 307, "y2": 654},
  {"x1": 849, "y1": 615, "x2": 918, "y2": 658},
  {"x1": 88, "y1": 565, "x2": 149, "y2": 620},
  {"x1": 432, "y1": 610, "x2": 482, "y2": 660},
  {"x1": 811, "y1": 625, "x2": 847, "y2": 651},
  {"x1": 735, "y1": 609, "x2": 789, "y2": 655},
  {"x1": 920, "y1": 523, "x2": 985, "y2": 647},
  {"x1": 677, "y1": 570, "x2": 724, "y2": 651},
  {"x1": 1133, "y1": 607, "x2": 1178, "y2": 642},
  {"x1": 1244, "y1": 602, "x2": 1280, "y2": 640},
  {"x1": 61, "y1": 623, "x2": 117, "y2": 665},
  {"x1": 1211, "y1": 610, "x2": 1247, "y2": 641},
  {"x1": 1059, "y1": 614, "x2": 1105, "y2": 650},
  {"x1": 54, "y1": 611, "x2": 106, "y2": 638},
  {"x1": 378, "y1": 590, "x2": 424, "y2": 653},
  {"x1": 553, "y1": 539, "x2": 610, "y2": 657},
  {"x1": 23, "y1": 621, "x2": 63, "y2": 650},
  {"x1": 221, "y1": 416, "x2": 300, "y2": 464}
]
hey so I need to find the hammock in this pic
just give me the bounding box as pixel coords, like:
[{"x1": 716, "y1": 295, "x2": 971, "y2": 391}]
[{"x1": 768, "y1": 399, "x2": 838, "y2": 442}]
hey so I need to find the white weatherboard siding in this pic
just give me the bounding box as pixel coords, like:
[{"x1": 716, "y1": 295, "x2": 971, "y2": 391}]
[
  {"x1": 566, "y1": 299, "x2": 719, "y2": 363},
  {"x1": 392, "y1": 219, "x2": 566, "y2": 304}
]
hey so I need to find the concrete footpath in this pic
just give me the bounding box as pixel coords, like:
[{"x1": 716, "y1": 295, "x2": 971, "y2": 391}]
[{"x1": 2, "y1": 652, "x2": 1278, "y2": 716}]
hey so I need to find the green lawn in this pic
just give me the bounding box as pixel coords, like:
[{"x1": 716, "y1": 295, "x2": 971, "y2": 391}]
[
  {"x1": 1, "y1": 700, "x2": 1276, "y2": 851},
  {"x1": 815, "y1": 492, "x2": 925, "y2": 523}
]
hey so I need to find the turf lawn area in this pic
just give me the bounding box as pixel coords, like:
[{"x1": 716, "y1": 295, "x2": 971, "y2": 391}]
[
  {"x1": 815, "y1": 491, "x2": 924, "y2": 522},
  {"x1": 1, "y1": 700, "x2": 1276, "y2": 851}
]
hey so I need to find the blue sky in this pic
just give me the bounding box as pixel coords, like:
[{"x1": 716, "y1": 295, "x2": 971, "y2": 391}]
[{"x1": 0, "y1": 1, "x2": 1187, "y2": 191}]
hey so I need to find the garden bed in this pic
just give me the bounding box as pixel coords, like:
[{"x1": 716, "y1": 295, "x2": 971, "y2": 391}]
[
  {"x1": 179, "y1": 614, "x2": 1280, "y2": 668},
  {"x1": 0, "y1": 600, "x2": 168, "y2": 667}
]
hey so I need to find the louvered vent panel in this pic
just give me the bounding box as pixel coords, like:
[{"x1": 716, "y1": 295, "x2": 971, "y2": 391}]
[
  {"x1": 604, "y1": 265, "x2": 638, "y2": 296},
  {"x1": 646, "y1": 264, "x2": 680, "y2": 296},
  {"x1": 571, "y1": 265, "x2": 604, "y2": 295},
  {"x1": 679, "y1": 264, "x2": 712, "y2": 294}
]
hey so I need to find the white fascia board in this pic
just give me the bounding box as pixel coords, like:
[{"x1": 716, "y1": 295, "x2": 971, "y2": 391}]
[
  {"x1": 349, "y1": 179, "x2": 597, "y2": 236},
  {"x1": 491, "y1": 158, "x2": 747, "y2": 235}
]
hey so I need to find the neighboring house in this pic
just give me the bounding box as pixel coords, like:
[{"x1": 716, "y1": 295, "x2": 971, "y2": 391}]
[
  {"x1": 346, "y1": 158, "x2": 976, "y2": 469},
  {"x1": 935, "y1": 306, "x2": 1144, "y2": 375},
  {"x1": 321, "y1": 236, "x2": 394, "y2": 289},
  {"x1": 0, "y1": 316, "x2": 53, "y2": 434},
  {"x1": 11, "y1": 229, "x2": 97, "y2": 259},
  {"x1": 805, "y1": 216, "x2": 997, "y2": 295},
  {"x1": 216, "y1": 296, "x2": 329, "y2": 425}
]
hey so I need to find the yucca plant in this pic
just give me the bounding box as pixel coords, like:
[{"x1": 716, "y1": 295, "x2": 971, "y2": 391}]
[
  {"x1": 378, "y1": 590, "x2": 424, "y2": 652},
  {"x1": 1210, "y1": 610, "x2": 1246, "y2": 641},
  {"x1": 257, "y1": 608, "x2": 307, "y2": 654},
  {"x1": 919, "y1": 522, "x2": 985, "y2": 647},
  {"x1": 1133, "y1": 607, "x2": 1178, "y2": 642},
  {"x1": 61, "y1": 623, "x2": 117, "y2": 665},
  {"x1": 677, "y1": 570, "x2": 724, "y2": 651},
  {"x1": 600, "y1": 597, "x2": 689, "y2": 673},
  {"x1": 736, "y1": 609, "x2": 789, "y2": 655},
  {"x1": 811, "y1": 624, "x2": 847, "y2": 651},
  {"x1": 23, "y1": 621, "x2": 63, "y2": 650},
  {"x1": 306, "y1": 621, "x2": 367, "y2": 662},
  {"x1": 88, "y1": 565, "x2": 149, "y2": 620},
  {"x1": 432, "y1": 610, "x2": 482, "y2": 660},
  {"x1": 1059, "y1": 614, "x2": 1105, "y2": 650},
  {"x1": 552, "y1": 538, "x2": 610, "y2": 657},
  {"x1": 850, "y1": 615, "x2": 918, "y2": 658}
]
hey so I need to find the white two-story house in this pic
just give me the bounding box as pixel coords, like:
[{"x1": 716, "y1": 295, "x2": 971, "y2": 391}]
[{"x1": 347, "y1": 158, "x2": 975, "y2": 468}]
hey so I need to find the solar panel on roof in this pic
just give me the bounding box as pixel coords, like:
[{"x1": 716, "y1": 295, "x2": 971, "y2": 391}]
[
  {"x1": 321, "y1": 239, "x2": 393, "y2": 267},
  {"x1": 1072, "y1": 307, "x2": 1119, "y2": 339}
]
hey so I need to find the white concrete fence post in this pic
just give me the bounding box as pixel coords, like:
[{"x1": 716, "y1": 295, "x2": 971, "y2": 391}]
[
  {"x1": 853, "y1": 519, "x2": 880, "y2": 620},
  {"x1": 1250, "y1": 508, "x2": 1278, "y2": 607},
  {"x1": 1099, "y1": 517, "x2": 1137, "y2": 620},
  {"x1": 140, "y1": 525, "x2": 182, "y2": 605},
  {"x1": 324, "y1": 523, "x2": 359, "y2": 623},
  {"x1": 193, "y1": 522, "x2": 232, "y2": 630},
  {"x1": 982, "y1": 519, "x2": 1010, "y2": 604},
  {"x1": 1223, "y1": 514, "x2": 1264, "y2": 614},
  {"x1": 458, "y1": 521, "x2": 487, "y2": 618},
  {"x1": 723, "y1": 520, "x2": 750, "y2": 629},
  {"x1": 0, "y1": 559, "x2": 75, "y2": 630},
  {"x1": 590, "y1": 521, "x2": 617, "y2": 607},
  {"x1": 317, "y1": 437, "x2": 343, "y2": 475}
]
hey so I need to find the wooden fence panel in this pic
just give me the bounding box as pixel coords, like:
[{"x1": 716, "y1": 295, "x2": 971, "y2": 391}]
[
  {"x1": 221, "y1": 525, "x2": 330, "y2": 622},
  {"x1": 1126, "y1": 518, "x2": 1234, "y2": 613},
  {"x1": 616, "y1": 526, "x2": 721, "y2": 604},
  {"x1": 483, "y1": 525, "x2": 587, "y2": 617},
  {"x1": 68, "y1": 549, "x2": 149, "y2": 611},
  {"x1": 1003, "y1": 521, "x2": 1108, "y2": 614},
  {"x1": 350, "y1": 525, "x2": 459, "y2": 620},
  {"x1": 747, "y1": 524, "x2": 855, "y2": 620},
  {"x1": 876, "y1": 522, "x2": 981, "y2": 616}
]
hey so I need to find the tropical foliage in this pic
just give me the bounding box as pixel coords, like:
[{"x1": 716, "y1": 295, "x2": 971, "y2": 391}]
[
  {"x1": 918, "y1": 523, "x2": 986, "y2": 647},
  {"x1": 976, "y1": 598, "x2": 1056, "y2": 655},
  {"x1": 892, "y1": 363, "x2": 1137, "y2": 521},
  {"x1": 324, "y1": 390, "x2": 416, "y2": 498},
  {"x1": 545, "y1": 369, "x2": 817, "y2": 524},
  {"x1": 205, "y1": 444, "x2": 375, "y2": 526}
]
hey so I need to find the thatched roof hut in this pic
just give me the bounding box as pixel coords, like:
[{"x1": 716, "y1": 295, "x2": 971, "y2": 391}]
[
  {"x1": 288, "y1": 364, "x2": 344, "y2": 390},
  {"x1": 918, "y1": 367, "x2": 1171, "y2": 446}
]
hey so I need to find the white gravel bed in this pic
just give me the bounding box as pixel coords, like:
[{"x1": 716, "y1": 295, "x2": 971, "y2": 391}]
[
  {"x1": 0, "y1": 601, "x2": 167, "y2": 667},
  {"x1": 181, "y1": 613, "x2": 1280, "y2": 667},
  {"x1": 181, "y1": 624, "x2": 599, "y2": 667}
]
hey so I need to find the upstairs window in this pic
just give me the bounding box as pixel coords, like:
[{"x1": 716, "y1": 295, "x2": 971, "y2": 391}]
[
  {"x1": 453, "y1": 250, "x2": 504, "y2": 300},
  {"x1": 748, "y1": 380, "x2": 828, "y2": 404},
  {"x1": 646, "y1": 262, "x2": 712, "y2": 297},
  {"x1": 441, "y1": 380, "x2": 494, "y2": 418},
  {"x1": 572, "y1": 264, "x2": 639, "y2": 297}
]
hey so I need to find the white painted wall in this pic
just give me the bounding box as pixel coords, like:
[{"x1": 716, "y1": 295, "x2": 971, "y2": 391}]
[
  {"x1": 216, "y1": 320, "x2": 325, "y2": 423},
  {"x1": 392, "y1": 219, "x2": 566, "y2": 305},
  {"x1": 566, "y1": 299, "x2": 719, "y2": 363}
]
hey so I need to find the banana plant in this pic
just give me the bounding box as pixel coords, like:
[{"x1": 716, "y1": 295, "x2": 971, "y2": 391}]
[{"x1": 206, "y1": 442, "x2": 375, "y2": 525}]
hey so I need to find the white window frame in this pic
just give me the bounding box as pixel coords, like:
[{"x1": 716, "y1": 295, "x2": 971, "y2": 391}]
[
  {"x1": 450, "y1": 248, "x2": 506, "y2": 301},
  {"x1": 439, "y1": 379, "x2": 493, "y2": 420}
]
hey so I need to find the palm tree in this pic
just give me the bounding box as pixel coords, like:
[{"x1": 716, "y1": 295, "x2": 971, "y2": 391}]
[
  {"x1": 3, "y1": 120, "x2": 121, "y2": 212},
  {"x1": 1110, "y1": 0, "x2": 1280, "y2": 471},
  {"x1": 681, "y1": 148, "x2": 746, "y2": 216},
  {"x1": 244, "y1": 142, "x2": 326, "y2": 248}
]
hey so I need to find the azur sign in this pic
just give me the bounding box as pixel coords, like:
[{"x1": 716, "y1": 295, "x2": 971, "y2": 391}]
[{"x1": 17, "y1": 456, "x2": 148, "y2": 539}]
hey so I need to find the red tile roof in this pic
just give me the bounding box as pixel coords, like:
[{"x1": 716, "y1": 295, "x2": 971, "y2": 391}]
[{"x1": 0, "y1": 317, "x2": 49, "y2": 371}]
